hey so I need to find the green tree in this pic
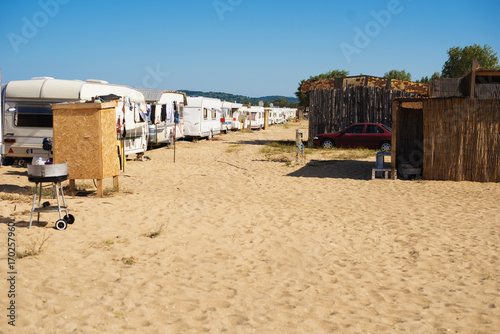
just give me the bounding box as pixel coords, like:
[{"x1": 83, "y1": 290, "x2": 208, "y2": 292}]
[
  {"x1": 272, "y1": 97, "x2": 290, "y2": 108},
  {"x1": 295, "y1": 69, "x2": 349, "y2": 107},
  {"x1": 418, "y1": 72, "x2": 441, "y2": 83},
  {"x1": 264, "y1": 100, "x2": 270, "y2": 107},
  {"x1": 442, "y1": 44, "x2": 500, "y2": 78},
  {"x1": 383, "y1": 69, "x2": 412, "y2": 81}
]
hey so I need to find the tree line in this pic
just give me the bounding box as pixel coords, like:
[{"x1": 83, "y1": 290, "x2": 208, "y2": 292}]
[
  {"x1": 296, "y1": 44, "x2": 499, "y2": 107},
  {"x1": 180, "y1": 90, "x2": 299, "y2": 108}
]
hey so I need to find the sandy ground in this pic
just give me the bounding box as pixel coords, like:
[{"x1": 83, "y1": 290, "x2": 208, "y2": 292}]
[{"x1": 0, "y1": 121, "x2": 499, "y2": 333}]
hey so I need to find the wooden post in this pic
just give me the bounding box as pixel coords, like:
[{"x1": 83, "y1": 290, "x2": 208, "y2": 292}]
[
  {"x1": 96, "y1": 179, "x2": 103, "y2": 198},
  {"x1": 69, "y1": 179, "x2": 76, "y2": 195},
  {"x1": 470, "y1": 59, "x2": 477, "y2": 99},
  {"x1": 264, "y1": 109, "x2": 269, "y2": 130},
  {"x1": 113, "y1": 175, "x2": 119, "y2": 192},
  {"x1": 391, "y1": 100, "x2": 398, "y2": 180}
]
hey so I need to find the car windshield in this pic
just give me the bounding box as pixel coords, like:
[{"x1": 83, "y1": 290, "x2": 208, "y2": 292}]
[{"x1": 381, "y1": 124, "x2": 392, "y2": 132}]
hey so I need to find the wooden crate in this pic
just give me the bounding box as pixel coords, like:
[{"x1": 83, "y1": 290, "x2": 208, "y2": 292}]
[{"x1": 52, "y1": 101, "x2": 119, "y2": 197}]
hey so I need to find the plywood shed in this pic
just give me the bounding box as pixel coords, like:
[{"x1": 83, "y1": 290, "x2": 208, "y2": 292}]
[
  {"x1": 52, "y1": 101, "x2": 120, "y2": 197},
  {"x1": 392, "y1": 97, "x2": 500, "y2": 182}
]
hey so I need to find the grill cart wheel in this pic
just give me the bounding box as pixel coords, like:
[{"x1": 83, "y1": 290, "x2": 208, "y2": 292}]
[
  {"x1": 55, "y1": 219, "x2": 67, "y2": 230},
  {"x1": 64, "y1": 214, "x2": 75, "y2": 224}
]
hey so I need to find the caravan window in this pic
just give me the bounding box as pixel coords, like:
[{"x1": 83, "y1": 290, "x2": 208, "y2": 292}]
[
  {"x1": 14, "y1": 105, "x2": 53, "y2": 128},
  {"x1": 161, "y1": 105, "x2": 167, "y2": 122},
  {"x1": 203, "y1": 108, "x2": 208, "y2": 120},
  {"x1": 212, "y1": 109, "x2": 216, "y2": 119},
  {"x1": 178, "y1": 104, "x2": 184, "y2": 120},
  {"x1": 150, "y1": 104, "x2": 157, "y2": 123}
]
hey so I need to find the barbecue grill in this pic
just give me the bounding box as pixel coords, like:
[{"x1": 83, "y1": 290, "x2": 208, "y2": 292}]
[{"x1": 28, "y1": 162, "x2": 75, "y2": 230}]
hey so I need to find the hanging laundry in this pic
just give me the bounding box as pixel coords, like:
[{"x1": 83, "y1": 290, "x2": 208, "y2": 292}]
[
  {"x1": 167, "y1": 102, "x2": 174, "y2": 124},
  {"x1": 134, "y1": 103, "x2": 140, "y2": 123}
]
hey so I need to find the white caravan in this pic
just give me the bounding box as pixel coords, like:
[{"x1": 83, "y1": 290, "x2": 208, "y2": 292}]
[
  {"x1": 0, "y1": 68, "x2": 3, "y2": 165},
  {"x1": 249, "y1": 106, "x2": 265, "y2": 130},
  {"x1": 2, "y1": 78, "x2": 148, "y2": 165},
  {"x1": 220, "y1": 101, "x2": 233, "y2": 133},
  {"x1": 139, "y1": 89, "x2": 187, "y2": 146},
  {"x1": 183, "y1": 97, "x2": 221, "y2": 139},
  {"x1": 230, "y1": 103, "x2": 243, "y2": 130}
]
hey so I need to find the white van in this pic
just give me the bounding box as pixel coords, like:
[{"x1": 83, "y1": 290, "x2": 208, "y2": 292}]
[
  {"x1": 183, "y1": 97, "x2": 221, "y2": 139},
  {"x1": 139, "y1": 89, "x2": 186, "y2": 146},
  {"x1": 2, "y1": 78, "x2": 148, "y2": 165}
]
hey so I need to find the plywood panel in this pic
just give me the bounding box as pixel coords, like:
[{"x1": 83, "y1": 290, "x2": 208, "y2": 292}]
[{"x1": 53, "y1": 101, "x2": 119, "y2": 180}]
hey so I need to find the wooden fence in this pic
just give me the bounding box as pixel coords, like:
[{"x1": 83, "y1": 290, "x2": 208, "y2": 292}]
[
  {"x1": 308, "y1": 86, "x2": 417, "y2": 143},
  {"x1": 422, "y1": 98, "x2": 500, "y2": 182},
  {"x1": 392, "y1": 97, "x2": 500, "y2": 182}
]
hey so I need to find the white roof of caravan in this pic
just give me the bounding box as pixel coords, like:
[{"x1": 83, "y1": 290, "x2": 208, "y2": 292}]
[
  {"x1": 250, "y1": 106, "x2": 264, "y2": 112},
  {"x1": 6, "y1": 78, "x2": 85, "y2": 100},
  {"x1": 186, "y1": 96, "x2": 221, "y2": 108},
  {"x1": 80, "y1": 82, "x2": 144, "y2": 103},
  {"x1": 158, "y1": 91, "x2": 187, "y2": 105},
  {"x1": 137, "y1": 88, "x2": 187, "y2": 105},
  {"x1": 5, "y1": 78, "x2": 145, "y2": 103}
]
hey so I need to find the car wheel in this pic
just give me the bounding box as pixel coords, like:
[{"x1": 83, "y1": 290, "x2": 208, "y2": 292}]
[
  {"x1": 321, "y1": 139, "x2": 335, "y2": 149},
  {"x1": 379, "y1": 141, "x2": 391, "y2": 152}
]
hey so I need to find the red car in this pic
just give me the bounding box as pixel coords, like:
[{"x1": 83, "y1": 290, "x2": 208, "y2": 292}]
[{"x1": 313, "y1": 123, "x2": 392, "y2": 152}]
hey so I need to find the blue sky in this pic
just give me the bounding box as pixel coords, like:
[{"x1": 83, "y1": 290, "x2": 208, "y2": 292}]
[{"x1": 1, "y1": 0, "x2": 499, "y2": 97}]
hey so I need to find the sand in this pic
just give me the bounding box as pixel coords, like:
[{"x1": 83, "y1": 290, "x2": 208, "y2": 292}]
[{"x1": 1, "y1": 120, "x2": 499, "y2": 333}]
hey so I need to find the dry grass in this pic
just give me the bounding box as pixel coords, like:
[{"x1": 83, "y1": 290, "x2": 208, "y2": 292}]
[
  {"x1": 225, "y1": 144, "x2": 244, "y2": 153},
  {"x1": 16, "y1": 230, "x2": 52, "y2": 259},
  {"x1": 142, "y1": 224, "x2": 166, "y2": 238},
  {"x1": 261, "y1": 140, "x2": 377, "y2": 163},
  {"x1": 1, "y1": 193, "x2": 31, "y2": 202},
  {"x1": 121, "y1": 256, "x2": 136, "y2": 266}
]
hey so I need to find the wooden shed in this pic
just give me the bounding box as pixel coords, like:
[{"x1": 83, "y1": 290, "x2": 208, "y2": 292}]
[
  {"x1": 52, "y1": 101, "x2": 120, "y2": 196},
  {"x1": 392, "y1": 97, "x2": 500, "y2": 182}
]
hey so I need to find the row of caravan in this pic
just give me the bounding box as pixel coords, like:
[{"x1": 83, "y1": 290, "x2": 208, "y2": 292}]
[{"x1": 0, "y1": 77, "x2": 297, "y2": 165}]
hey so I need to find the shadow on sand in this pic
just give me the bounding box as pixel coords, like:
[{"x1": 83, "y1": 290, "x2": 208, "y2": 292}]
[
  {"x1": 0, "y1": 184, "x2": 31, "y2": 195},
  {"x1": 0, "y1": 215, "x2": 49, "y2": 229},
  {"x1": 287, "y1": 159, "x2": 376, "y2": 181}
]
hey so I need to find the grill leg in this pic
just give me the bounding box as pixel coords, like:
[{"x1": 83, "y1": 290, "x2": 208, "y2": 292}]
[
  {"x1": 29, "y1": 183, "x2": 38, "y2": 229},
  {"x1": 55, "y1": 182, "x2": 63, "y2": 220},
  {"x1": 37, "y1": 182, "x2": 43, "y2": 223},
  {"x1": 59, "y1": 182, "x2": 69, "y2": 217}
]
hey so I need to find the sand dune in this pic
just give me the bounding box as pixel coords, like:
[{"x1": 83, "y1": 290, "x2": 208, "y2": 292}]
[{"x1": 1, "y1": 121, "x2": 499, "y2": 333}]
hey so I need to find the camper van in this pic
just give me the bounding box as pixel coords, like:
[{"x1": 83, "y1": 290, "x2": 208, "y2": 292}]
[
  {"x1": 230, "y1": 103, "x2": 243, "y2": 131},
  {"x1": 0, "y1": 70, "x2": 4, "y2": 165},
  {"x1": 2, "y1": 78, "x2": 148, "y2": 165},
  {"x1": 220, "y1": 101, "x2": 233, "y2": 134},
  {"x1": 249, "y1": 106, "x2": 265, "y2": 130},
  {"x1": 183, "y1": 96, "x2": 221, "y2": 139},
  {"x1": 138, "y1": 89, "x2": 186, "y2": 146}
]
